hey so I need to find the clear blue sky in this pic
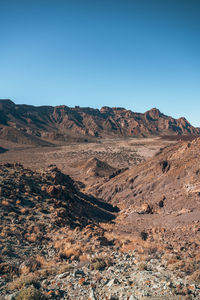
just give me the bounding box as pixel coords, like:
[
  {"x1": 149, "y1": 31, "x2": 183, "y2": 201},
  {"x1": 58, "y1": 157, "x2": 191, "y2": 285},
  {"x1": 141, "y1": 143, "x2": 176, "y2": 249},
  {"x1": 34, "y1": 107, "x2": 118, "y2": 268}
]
[{"x1": 0, "y1": 0, "x2": 199, "y2": 126}]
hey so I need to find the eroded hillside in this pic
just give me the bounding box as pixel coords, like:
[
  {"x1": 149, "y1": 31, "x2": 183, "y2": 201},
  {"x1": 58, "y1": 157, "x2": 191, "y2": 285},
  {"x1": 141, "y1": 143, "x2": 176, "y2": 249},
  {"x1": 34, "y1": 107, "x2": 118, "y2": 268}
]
[{"x1": 1, "y1": 138, "x2": 200, "y2": 299}]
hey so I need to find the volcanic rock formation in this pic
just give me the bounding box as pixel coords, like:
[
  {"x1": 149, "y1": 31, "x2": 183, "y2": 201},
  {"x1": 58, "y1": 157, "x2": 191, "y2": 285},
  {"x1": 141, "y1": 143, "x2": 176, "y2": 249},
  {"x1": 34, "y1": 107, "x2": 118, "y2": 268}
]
[{"x1": 0, "y1": 99, "x2": 199, "y2": 145}]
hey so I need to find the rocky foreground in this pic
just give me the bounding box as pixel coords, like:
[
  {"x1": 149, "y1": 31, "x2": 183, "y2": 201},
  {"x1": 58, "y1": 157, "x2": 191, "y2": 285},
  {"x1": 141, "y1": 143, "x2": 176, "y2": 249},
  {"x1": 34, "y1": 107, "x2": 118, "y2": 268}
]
[
  {"x1": 0, "y1": 140, "x2": 200, "y2": 299},
  {"x1": 3, "y1": 249, "x2": 200, "y2": 300}
]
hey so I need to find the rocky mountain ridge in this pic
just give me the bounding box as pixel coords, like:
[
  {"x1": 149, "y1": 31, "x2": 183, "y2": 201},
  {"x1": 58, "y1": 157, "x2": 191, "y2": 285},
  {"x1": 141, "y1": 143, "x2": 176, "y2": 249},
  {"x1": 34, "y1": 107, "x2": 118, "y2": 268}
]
[{"x1": 0, "y1": 99, "x2": 199, "y2": 145}]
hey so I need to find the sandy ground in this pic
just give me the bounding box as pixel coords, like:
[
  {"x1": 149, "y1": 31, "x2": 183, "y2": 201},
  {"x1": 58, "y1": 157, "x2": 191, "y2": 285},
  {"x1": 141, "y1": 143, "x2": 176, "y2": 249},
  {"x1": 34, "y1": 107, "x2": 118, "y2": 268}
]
[{"x1": 0, "y1": 137, "x2": 174, "y2": 179}]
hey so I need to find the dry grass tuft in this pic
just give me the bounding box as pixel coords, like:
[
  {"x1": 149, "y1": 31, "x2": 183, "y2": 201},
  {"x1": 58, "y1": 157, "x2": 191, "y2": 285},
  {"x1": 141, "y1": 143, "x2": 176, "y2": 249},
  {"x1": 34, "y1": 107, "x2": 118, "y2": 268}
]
[
  {"x1": 90, "y1": 256, "x2": 112, "y2": 271},
  {"x1": 8, "y1": 272, "x2": 40, "y2": 290}
]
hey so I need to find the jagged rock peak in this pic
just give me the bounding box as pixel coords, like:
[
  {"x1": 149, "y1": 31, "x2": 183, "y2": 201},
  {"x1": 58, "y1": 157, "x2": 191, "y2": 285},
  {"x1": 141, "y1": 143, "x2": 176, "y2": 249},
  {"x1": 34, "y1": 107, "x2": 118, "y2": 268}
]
[{"x1": 145, "y1": 107, "x2": 162, "y2": 119}]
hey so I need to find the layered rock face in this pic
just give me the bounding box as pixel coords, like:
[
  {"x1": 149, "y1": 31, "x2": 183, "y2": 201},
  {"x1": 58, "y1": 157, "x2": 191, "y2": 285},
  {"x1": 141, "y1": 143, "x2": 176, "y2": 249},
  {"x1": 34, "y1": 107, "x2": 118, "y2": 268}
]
[{"x1": 0, "y1": 99, "x2": 199, "y2": 145}]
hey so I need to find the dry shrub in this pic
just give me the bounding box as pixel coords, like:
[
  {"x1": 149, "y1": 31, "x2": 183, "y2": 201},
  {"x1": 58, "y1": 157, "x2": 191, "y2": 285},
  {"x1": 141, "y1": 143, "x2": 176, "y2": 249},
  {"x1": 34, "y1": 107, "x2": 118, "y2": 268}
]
[
  {"x1": 166, "y1": 255, "x2": 199, "y2": 276},
  {"x1": 0, "y1": 231, "x2": 6, "y2": 237},
  {"x1": 120, "y1": 236, "x2": 161, "y2": 256},
  {"x1": 1, "y1": 200, "x2": 9, "y2": 205},
  {"x1": 55, "y1": 238, "x2": 83, "y2": 261},
  {"x1": 35, "y1": 255, "x2": 46, "y2": 267},
  {"x1": 37, "y1": 267, "x2": 58, "y2": 278},
  {"x1": 8, "y1": 272, "x2": 40, "y2": 290},
  {"x1": 90, "y1": 256, "x2": 112, "y2": 271},
  {"x1": 16, "y1": 286, "x2": 45, "y2": 300},
  {"x1": 146, "y1": 246, "x2": 161, "y2": 256},
  {"x1": 57, "y1": 263, "x2": 73, "y2": 274},
  {"x1": 59, "y1": 246, "x2": 82, "y2": 260},
  {"x1": 26, "y1": 233, "x2": 38, "y2": 243},
  {"x1": 120, "y1": 240, "x2": 136, "y2": 252},
  {"x1": 19, "y1": 258, "x2": 41, "y2": 275},
  {"x1": 65, "y1": 248, "x2": 81, "y2": 258},
  {"x1": 10, "y1": 225, "x2": 18, "y2": 232},
  {"x1": 79, "y1": 254, "x2": 90, "y2": 262},
  {"x1": 18, "y1": 256, "x2": 54, "y2": 277},
  {"x1": 138, "y1": 262, "x2": 147, "y2": 271},
  {"x1": 54, "y1": 239, "x2": 72, "y2": 250},
  {"x1": 90, "y1": 258, "x2": 106, "y2": 271},
  {"x1": 49, "y1": 206, "x2": 54, "y2": 211}
]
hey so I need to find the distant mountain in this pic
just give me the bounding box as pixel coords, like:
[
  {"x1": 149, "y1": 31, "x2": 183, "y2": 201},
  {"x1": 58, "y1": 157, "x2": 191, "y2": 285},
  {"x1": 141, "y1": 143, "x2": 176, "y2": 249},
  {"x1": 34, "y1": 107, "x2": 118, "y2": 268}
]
[{"x1": 0, "y1": 99, "x2": 199, "y2": 145}]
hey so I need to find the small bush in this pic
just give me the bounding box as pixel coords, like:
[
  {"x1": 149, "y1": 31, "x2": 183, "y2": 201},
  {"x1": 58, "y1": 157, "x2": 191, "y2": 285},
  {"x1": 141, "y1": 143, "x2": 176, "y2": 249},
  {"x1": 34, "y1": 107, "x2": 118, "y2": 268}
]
[
  {"x1": 63, "y1": 248, "x2": 81, "y2": 260},
  {"x1": 8, "y1": 273, "x2": 40, "y2": 290},
  {"x1": 138, "y1": 262, "x2": 147, "y2": 271},
  {"x1": 90, "y1": 257, "x2": 110, "y2": 271},
  {"x1": 57, "y1": 264, "x2": 73, "y2": 274},
  {"x1": 16, "y1": 286, "x2": 45, "y2": 300},
  {"x1": 19, "y1": 258, "x2": 41, "y2": 275}
]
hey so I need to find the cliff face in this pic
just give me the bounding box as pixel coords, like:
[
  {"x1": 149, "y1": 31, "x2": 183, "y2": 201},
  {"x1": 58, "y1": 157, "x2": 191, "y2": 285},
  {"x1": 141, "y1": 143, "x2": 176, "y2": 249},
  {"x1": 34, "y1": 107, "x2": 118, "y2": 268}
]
[{"x1": 0, "y1": 99, "x2": 199, "y2": 144}]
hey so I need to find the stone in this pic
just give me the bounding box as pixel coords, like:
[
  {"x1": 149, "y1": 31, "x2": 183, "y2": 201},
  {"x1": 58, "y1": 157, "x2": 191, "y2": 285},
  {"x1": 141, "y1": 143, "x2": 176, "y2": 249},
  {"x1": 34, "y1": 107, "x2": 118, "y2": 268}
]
[
  {"x1": 57, "y1": 272, "x2": 70, "y2": 279},
  {"x1": 74, "y1": 269, "x2": 85, "y2": 277},
  {"x1": 129, "y1": 296, "x2": 137, "y2": 300},
  {"x1": 107, "y1": 278, "x2": 119, "y2": 287},
  {"x1": 88, "y1": 288, "x2": 96, "y2": 300}
]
